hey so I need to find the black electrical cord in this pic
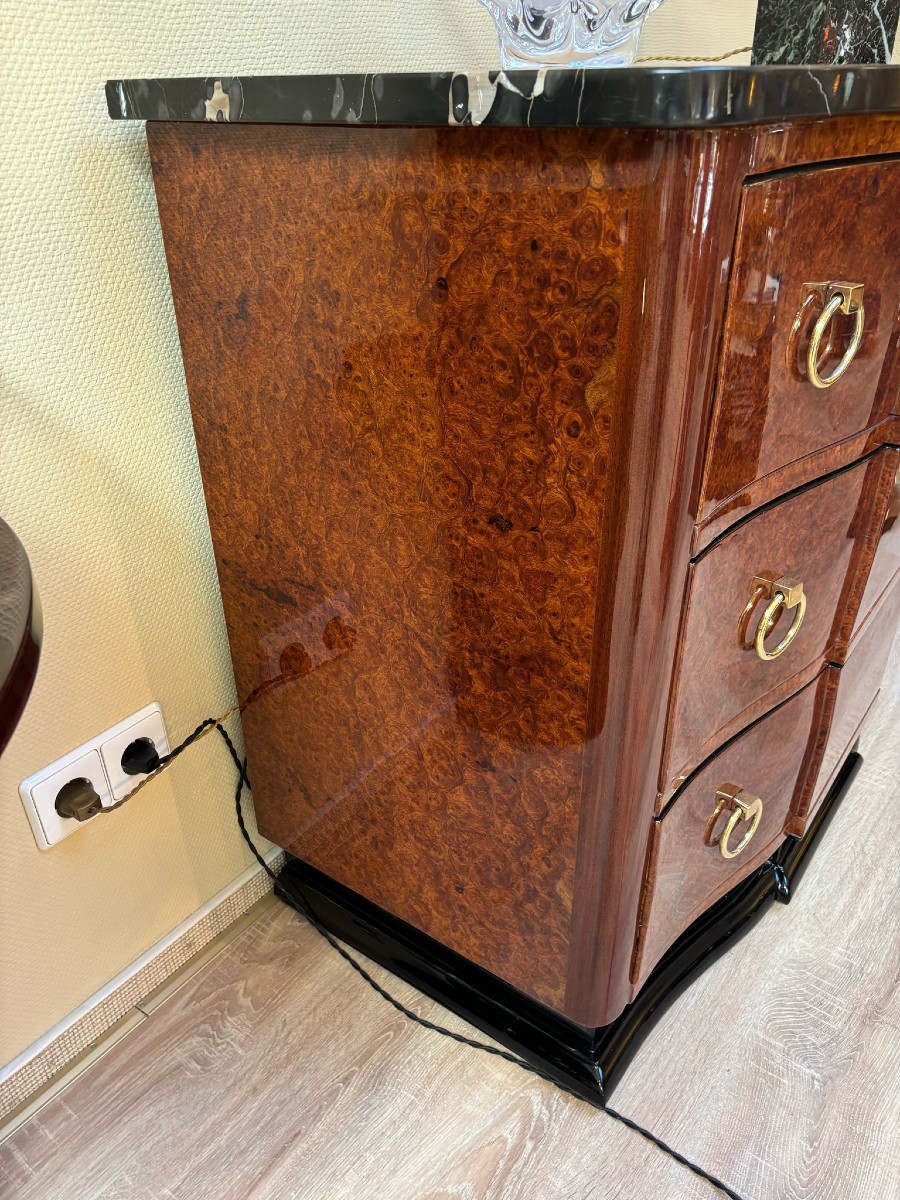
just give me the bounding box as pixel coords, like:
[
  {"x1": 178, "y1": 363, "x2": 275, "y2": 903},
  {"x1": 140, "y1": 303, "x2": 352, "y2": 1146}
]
[
  {"x1": 109, "y1": 713, "x2": 746, "y2": 1199},
  {"x1": 212, "y1": 720, "x2": 746, "y2": 1200}
]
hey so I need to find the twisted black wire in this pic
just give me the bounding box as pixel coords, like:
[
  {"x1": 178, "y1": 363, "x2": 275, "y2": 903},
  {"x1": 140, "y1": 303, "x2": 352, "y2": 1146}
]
[{"x1": 213, "y1": 721, "x2": 746, "y2": 1200}]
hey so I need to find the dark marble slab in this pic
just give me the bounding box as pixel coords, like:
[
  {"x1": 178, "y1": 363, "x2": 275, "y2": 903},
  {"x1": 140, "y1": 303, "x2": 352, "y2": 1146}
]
[
  {"x1": 753, "y1": 1, "x2": 900, "y2": 66},
  {"x1": 106, "y1": 66, "x2": 900, "y2": 129}
]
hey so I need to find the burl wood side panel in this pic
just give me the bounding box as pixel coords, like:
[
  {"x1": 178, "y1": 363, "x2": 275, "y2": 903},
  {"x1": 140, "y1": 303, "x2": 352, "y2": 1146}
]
[
  {"x1": 633, "y1": 676, "x2": 824, "y2": 989},
  {"x1": 700, "y1": 158, "x2": 900, "y2": 525},
  {"x1": 148, "y1": 121, "x2": 663, "y2": 1011},
  {"x1": 662, "y1": 451, "x2": 897, "y2": 802}
]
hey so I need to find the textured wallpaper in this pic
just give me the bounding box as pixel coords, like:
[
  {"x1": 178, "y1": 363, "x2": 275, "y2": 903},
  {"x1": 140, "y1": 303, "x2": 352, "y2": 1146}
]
[{"x1": 0, "y1": 0, "x2": 762, "y2": 1067}]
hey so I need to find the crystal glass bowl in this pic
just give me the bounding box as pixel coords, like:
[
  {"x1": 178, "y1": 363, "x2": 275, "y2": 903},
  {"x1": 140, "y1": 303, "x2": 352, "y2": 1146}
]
[{"x1": 477, "y1": 0, "x2": 667, "y2": 68}]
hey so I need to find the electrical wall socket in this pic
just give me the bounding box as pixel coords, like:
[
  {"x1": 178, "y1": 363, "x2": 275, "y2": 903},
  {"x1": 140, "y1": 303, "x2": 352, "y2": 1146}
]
[
  {"x1": 19, "y1": 703, "x2": 169, "y2": 850},
  {"x1": 100, "y1": 704, "x2": 170, "y2": 802}
]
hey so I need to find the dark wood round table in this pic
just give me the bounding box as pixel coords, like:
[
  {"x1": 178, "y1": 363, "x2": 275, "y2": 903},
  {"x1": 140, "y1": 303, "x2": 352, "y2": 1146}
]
[{"x1": 0, "y1": 517, "x2": 41, "y2": 757}]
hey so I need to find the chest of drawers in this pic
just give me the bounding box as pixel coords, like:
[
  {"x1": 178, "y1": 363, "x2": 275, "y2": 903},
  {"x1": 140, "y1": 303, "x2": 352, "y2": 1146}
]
[{"x1": 112, "y1": 66, "x2": 900, "y2": 1103}]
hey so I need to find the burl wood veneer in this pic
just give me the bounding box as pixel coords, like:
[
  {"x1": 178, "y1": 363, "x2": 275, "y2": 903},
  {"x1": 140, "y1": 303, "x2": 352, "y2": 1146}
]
[
  {"x1": 661, "y1": 449, "x2": 900, "y2": 801},
  {"x1": 633, "y1": 673, "x2": 825, "y2": 989},
  {"x1": 700, "y1": 159, "x2": 900, "y2": 526},
  {"x1": 149, "y1": 113, "x2": 900, "y2": 1029}
]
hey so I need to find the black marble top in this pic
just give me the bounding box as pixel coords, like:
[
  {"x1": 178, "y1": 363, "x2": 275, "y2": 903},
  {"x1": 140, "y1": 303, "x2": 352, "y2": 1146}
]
[{"x1": 106, "y1": 66, "x2": 900, "y2": 129}]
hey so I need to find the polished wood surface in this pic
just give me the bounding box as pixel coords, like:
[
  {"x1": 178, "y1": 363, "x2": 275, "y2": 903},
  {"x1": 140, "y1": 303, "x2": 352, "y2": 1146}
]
[
  {"x1": 149, "y1": 113, "x2": 900, "y2": 1030},
  {"x1": 700, "y1": 159, "x2": 900, "y2": 525},
  {"x1": 661, "y1": 451, "x2": 896, "y2": 801},
  {"x1": 150, "y1": 121, "x2": 667, "y2": 1010},
  {"x1": 853, "y1": 454, "x2": 900, "y2": 635},
  {"x1": 634, "y1": 676, "x2": 822, "y2": 987},
  {"x1": 748, "y1": 112, "x2": 900, "y2": 172},
  {"x1": 4, "y1": 697, "x2": 899, "y2": 1199},
  {"x1": 790, "y1": 576, "x2": 900, "y2": 836},
  {"x1": 562, "y1": 128, "x2": 752, "y2": 1025},
  {"x1": 693, "y1": 415, "x2": 900, "y2": 554}
]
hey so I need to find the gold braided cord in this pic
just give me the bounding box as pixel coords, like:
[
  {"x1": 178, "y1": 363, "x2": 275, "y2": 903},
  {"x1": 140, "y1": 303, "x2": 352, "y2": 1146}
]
[{"x1": 635, "y1": 45, "x2": 752, "y2": 64}]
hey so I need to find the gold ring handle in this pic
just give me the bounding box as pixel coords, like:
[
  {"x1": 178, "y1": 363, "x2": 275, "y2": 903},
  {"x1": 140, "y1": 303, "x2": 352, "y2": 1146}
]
[
  {"x1": 737, "y1": 573, "x2": 806, "y2": 661},
  {"x1": 755, "y1": 587, "x2": 806, "y2": 660},
  {"x1": 703, "y1": 784, "x2": 764, "y2": 859},
  {"x1": 806, "y1": 282, "x2": 864, "y2": 389}
]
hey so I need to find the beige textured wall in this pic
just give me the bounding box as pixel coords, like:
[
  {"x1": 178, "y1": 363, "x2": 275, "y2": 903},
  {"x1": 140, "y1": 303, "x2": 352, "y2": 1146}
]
[{"x1": 1, "y1": 0, "x2": 760, "y2": 1067}]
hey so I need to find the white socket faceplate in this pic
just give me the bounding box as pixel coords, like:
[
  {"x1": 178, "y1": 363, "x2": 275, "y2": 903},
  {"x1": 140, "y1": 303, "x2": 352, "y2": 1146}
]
[{"x1": 18, "y1": 703, "x2": 169, "y2": 849}]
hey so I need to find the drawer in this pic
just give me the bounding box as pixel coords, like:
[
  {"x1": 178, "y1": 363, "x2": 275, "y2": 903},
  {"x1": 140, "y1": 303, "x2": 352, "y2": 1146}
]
[
  {"x1": 633, "y1": 676, "x2": 822, "y2": 989},
  {"x1": 661, "y1": 449, "x2": 898, "y2": 801},
  {"x1": 790, "y1": 574, "x2": 900, "y2": 837},
  {"x1": 700, "y1": 159, "x2": 900, "y2": 524},
  {"x1": 851, "y1": 454, "x2": 900, "y2": 641}
]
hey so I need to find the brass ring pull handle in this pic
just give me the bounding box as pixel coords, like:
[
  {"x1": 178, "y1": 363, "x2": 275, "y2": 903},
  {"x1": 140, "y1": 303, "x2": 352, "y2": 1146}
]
[
  {"x1": 737, "y1": 572, "x2": 806, "y2": 661},
  {"x1": 703, "y1": 784, "x2": 764, "y2": 859},
  {"x1": 806, "y1": 282, "x2": 865, "y2": 389}
]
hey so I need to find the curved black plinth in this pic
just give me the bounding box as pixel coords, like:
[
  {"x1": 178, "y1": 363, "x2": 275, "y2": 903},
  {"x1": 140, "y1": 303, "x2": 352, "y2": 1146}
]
[{"x1": 277, "y1": 750, "x2": 861, "y2": 1105}]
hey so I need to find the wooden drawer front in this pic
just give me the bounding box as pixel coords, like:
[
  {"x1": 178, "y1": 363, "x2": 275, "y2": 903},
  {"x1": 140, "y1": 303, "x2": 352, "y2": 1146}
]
[
  {"x1": 852, "y1": 455, "x2": 900, "y2": 641},
  {"x1": 791, "y1": 576, "x2": 900, "y2": 836},
  {"x1": 663, "y1": 451, "x2": 897, "y2": 800},
  {"x1": 700, "y1": 159, "x2": 900, "y2": 523},
  {"x1": 634, "y1": 678, "x2": 822, "y2": 988}
]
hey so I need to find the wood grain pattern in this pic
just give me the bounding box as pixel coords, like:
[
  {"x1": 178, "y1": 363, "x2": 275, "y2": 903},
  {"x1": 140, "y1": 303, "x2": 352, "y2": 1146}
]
[
  {"x1": 853, "y1": 454, "x2": 900, "y2": 634},
  {"x1": 749, "y1": 112, "x2": 900, "y2": 173},
  {"x1": 0, "y1": 516, "x2": 40, "y2": 758},
  {"x1": 148, "y1": 114, "x2": 900, "y2": 1032},
  {"x1": 2, "y1": 686, "x2": 899, "y2": 1200},
  {"x1": 693, "y1": 415, "x2": 900, "y2": 554},
  {"x1": 562, "y1": 128, "x2": 753, "y2": 1025},
  {"x1": 661, "y1": 451, "x2": 896, "y2": 802},
  {"x1": 700, "y1": 159, "x2": 900, "y2": 524},
  {"x1": 634, "y1": 675, "x2": 823, "y2": 988},
  {"x1": 789, "y1": 574, "x2": 900, "y2": 836},
  {"x1": 149, "y1": 121, "x2": 661, "y2": 1012}
]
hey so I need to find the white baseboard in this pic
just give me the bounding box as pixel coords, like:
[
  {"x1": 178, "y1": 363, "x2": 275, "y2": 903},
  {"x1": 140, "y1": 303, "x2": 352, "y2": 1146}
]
[{"x1": 0, "y1": 846, "x2": 285, "y2": 1119}]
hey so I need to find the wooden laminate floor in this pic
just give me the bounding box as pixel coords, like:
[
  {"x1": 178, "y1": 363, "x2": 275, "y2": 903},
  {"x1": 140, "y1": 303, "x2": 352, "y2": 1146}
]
[{"x1": 2, "y1": 683, "x2": 899, "y2": 1200}]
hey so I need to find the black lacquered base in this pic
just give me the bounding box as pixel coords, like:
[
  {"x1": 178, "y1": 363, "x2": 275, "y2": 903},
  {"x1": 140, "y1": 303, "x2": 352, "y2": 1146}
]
[{"x1": 277, "y1": 751, "x2": 861, "y2": 1106}]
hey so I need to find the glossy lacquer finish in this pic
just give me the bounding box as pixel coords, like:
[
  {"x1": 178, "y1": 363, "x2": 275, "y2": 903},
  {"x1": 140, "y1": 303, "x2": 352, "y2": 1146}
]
[
  {"x1": 853, "y1": 455, "x2": 900, "y2": 635},
  {"x1": 149, "y1": 113, "x2": 900, "y2": 1030},
  {"x1": 661, "y1": 450, "x2": 898, "y2": 801},
  {"x1": 634, "y1": 675, "x2": 822, "y2": 988},
  {"x1": 150, "y1": 121, "x2": 669, "y2": 1011},
  {"x1": 278, "y1": 747, "x2": 861, "y2": 1106},
  {"x1": 789, "y1": 575, "x2": 900, "y2": 836},
  {"x1": 694, "y1": 415, "x2": 900, "y2": 554},
  {"x1": 700, "y1": 158, "x2": 900, "y2": 525},
  {"x1": 150, "y1": 119, "x2": 755, "y2": 1022}
]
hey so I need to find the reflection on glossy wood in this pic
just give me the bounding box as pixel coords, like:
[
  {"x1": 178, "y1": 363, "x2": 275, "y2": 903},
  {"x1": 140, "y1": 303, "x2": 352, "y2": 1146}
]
[
  {"x1": 148, "y1": 112, "x2": 900, "y2": 1031},
  {"x1": 693, "y1": 415, "x2": 900, "y2": 554},
  {"x1": 150, "y1": 121, "x2": 668, "y2": 1011},
  {"x1": 853, "y1": 455, "x2": 900, "y2": 634},
  {"x1": 4, "y1": 731, "x2": 900, "y2": 1200},
  {"x1": 563, "y1": 128, "x2": 751, "y2": 1025},
  {"x1": 700, "y1": 159, "x2": 900, "y2": 523},
  {"x1": 662, "y1": 452, "x2": 896, "y2": 802},
  {"x1": 634, "y1": 678, "x2": 822, "y2": 988},
  {"x1": 749, "y1": 112, "x2": 900, "y2": 172},
  {"x1": 789, "y1": 576, "x2": 900, "y2": 836}
]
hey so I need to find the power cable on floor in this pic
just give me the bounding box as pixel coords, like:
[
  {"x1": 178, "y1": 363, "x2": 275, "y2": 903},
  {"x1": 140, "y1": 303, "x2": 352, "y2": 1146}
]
[{"x1": 109, "y1": 712, "x2": 747, "y2": 1200}]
